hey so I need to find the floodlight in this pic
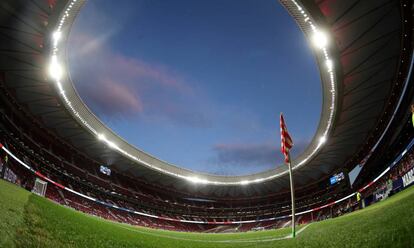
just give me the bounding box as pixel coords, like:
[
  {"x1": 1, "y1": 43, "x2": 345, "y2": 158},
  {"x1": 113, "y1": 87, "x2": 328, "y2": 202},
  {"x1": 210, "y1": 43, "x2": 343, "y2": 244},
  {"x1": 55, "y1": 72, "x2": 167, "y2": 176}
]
[
  {"x1": 49, "y1": 56, "x2": 63, "y2": 81},
  {"x1": 188, "y1": 177, "x2": 200, "y2": 184},
  {"x1": 97, "y1": 133, "x2": 105, "y2": 141},
  {"x1": 326, "y1": 59, "x2": 333, "y2": 72},
  {"x1": 188, "y1": 177, "x2": 208, "y2": 184},
  {"x1": 319, "y1": 135, "x2": 327, "y2": 144},
  {"x1": 53, "y1": 31, "x2": 61, "y2": 43},
  {"x1": 107, "y1": 140, "x2": 119, "y2": 150},
  {"x1": 241, "y1": 180, "x2": 249, "y2": 185},
  {"x1": 312, "y1": 30, "x2": 328, "y2": 49}
]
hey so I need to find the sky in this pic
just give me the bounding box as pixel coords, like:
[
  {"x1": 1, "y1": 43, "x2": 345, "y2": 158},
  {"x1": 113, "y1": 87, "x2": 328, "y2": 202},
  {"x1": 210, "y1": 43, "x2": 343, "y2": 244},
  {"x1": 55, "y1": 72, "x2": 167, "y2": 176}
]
[{"x1": 68, "y1": 0, "x2": 321, "y2": 176}]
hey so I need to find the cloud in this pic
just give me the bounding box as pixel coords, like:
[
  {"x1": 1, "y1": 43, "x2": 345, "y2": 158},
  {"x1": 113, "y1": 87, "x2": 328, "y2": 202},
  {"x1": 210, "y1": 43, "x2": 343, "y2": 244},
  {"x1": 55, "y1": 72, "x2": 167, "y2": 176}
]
[
  {"x1": 68, "y1": 31, "x2": 114, "y2": 59},
  {"x1": 145, "y1": 100, "x2": 213, "y2": 128},
  {"x1": 206, "y1": 140, "x2": 310, "y2": 175},
  {"x1": 68, "y1": 12, "x2": 211, "y2": 128},
  {"x1": 69, "y1": 32, "x2": 193, "y2": 96},
  {"x1": 80, "y1": 78, "x2": 143, "y2": 117},
  {"x1": 111, "y1": 55, "x2": 194, "y2": 95},
  {"x1": 211, "y1": 143, "x2": 281, "y2": 168}
]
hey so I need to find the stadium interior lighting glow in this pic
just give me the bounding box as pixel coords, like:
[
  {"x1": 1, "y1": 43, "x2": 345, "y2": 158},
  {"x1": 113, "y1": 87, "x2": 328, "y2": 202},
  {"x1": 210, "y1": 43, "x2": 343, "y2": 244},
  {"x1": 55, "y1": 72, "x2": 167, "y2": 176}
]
[
  {"x1": 326, "y1": 59, "x2": 333, "y2": 72},
  {"x1": 319, "y1": 136, "x2": 327, "y2": 144},
  {"x1": 53, "y1": 31, "x2": 61, "y2": 43},
  {"x1": 312, "y1": 30, "x2": 328, "y2": 49},
  {"x1": 48, "y1": 56, "x2": 63, "y2": 81},
  {"x1": 188, "y1": 177, "x2": 208, "y2": 184},
  {"x1": 107, "y1": 141, "x2": 119, "y2": 149}
]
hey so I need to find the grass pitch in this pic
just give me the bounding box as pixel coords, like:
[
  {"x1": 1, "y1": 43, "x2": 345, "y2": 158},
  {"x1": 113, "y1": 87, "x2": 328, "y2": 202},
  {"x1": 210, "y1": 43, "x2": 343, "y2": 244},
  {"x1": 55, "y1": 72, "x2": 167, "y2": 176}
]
[{"x1": 0, "y1": 180, "x2": 413, "y2": 247}]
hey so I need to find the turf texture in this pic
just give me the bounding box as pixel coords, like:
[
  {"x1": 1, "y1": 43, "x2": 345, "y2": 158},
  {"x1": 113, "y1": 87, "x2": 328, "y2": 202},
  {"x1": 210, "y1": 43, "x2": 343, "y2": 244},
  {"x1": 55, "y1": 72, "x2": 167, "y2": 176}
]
[{"x1": 0, "y1": 179, "x2": 413, "y2": 247}]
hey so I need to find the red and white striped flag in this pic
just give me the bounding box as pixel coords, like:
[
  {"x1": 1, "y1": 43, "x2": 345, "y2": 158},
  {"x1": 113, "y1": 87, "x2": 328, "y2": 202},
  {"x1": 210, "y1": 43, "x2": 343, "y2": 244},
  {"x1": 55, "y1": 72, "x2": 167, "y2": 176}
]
[{"x1": 280, "y1": 113, "x2": 293, "y2": 164}]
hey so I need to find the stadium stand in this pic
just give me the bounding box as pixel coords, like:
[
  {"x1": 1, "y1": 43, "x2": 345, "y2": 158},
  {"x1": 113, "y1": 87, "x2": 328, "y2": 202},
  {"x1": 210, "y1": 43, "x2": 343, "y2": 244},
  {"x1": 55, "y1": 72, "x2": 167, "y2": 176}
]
[{"x1": 1, "y1": 112, "x2": 413, "y2": 231}]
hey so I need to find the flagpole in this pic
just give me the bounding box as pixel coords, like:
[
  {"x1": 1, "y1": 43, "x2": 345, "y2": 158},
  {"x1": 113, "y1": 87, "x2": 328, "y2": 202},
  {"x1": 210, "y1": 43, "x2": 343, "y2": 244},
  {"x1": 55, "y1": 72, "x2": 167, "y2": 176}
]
[
  {"x1": 279, "y1": 113, "x2": 295, "y2": 238},
  {"x1": 287, "y1": 152, "x2": 296, "y2": 238}
]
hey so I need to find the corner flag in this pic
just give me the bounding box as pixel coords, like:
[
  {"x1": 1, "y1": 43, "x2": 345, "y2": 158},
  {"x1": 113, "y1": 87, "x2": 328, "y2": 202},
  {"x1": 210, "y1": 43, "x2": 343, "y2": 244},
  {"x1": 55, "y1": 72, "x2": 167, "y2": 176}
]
[
  {"x1": 280, "y1": 114, "x2": 293, "y2": 163},
  {"x1": 279, "y1": 113, "x2": 296, "y2": 238}
]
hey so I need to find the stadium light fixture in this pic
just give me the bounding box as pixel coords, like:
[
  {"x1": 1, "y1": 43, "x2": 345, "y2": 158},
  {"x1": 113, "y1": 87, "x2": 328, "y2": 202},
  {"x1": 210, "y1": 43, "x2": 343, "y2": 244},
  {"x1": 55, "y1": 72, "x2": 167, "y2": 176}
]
[
  {"x1": 98, "y1": 133, "x2": 105, "y2": 141},
  {"x1": 107, "y1": 140, "x2": 119, "y2": 150},
  {"x1": 97, "y1": 133, "x2": 119, "y2": 149},
  {"x1": 240, "y1": 180, "x2": 249, "y2": 185},
  {"x1": 188, "y1": 176, "x2": 199, "y2": 183},
  {"x1": 53, "y1": 31, "x2": 61, "y2": 43},
  {"x1": 319, "y1": 135, "x2": 327, "y2": 144},
  {"x1": 57, "y1": 81, "x2": 65, "y2": 95},
  {"x1": 49, "y1": 55, "x2": 63, "y2": 81},
  {"x1": 312, "y1": 30, "x2": 328, "y2": 49},
  {"x1": 188, "y1": 177, "x2": 208, "y2": 184},
  {"x1": 326, "y1": 59, "x2": 333, "y2": 72}
]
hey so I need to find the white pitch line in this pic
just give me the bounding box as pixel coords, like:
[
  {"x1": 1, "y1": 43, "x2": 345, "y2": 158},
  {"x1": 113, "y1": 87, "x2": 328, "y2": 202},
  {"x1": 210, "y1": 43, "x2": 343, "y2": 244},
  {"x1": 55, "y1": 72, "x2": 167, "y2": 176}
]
[
  {"x1": 118, "y1": 224, "x2": 311, "y2": 243},
  {"x1": 284, "y1": 223, "x2": 312, "y2": 238}
]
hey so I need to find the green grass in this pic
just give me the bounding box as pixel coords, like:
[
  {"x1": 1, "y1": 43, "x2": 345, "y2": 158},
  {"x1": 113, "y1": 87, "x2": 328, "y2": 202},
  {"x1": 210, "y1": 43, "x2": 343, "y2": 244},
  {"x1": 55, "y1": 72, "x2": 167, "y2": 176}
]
[{"x1": 0, "y1": 179, "x2": 413, "y2": 248}]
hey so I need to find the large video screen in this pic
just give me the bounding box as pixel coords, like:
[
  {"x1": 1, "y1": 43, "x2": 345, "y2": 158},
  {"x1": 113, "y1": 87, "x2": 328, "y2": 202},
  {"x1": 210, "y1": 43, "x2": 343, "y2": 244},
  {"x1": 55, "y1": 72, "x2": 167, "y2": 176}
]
[
  {"x1": 100, "y1": 165, "x2": 111, "y2": 176},
  {"x1": 330, "y1": 172, "x2": 345, "y2": 185}
]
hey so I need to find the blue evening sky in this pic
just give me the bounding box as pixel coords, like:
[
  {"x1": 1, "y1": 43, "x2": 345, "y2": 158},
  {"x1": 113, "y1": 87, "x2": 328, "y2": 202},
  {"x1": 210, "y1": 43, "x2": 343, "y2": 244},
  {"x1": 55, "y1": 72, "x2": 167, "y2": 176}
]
[{"x1": 68, "y1": 0, "x2": 321, "y2": 176}]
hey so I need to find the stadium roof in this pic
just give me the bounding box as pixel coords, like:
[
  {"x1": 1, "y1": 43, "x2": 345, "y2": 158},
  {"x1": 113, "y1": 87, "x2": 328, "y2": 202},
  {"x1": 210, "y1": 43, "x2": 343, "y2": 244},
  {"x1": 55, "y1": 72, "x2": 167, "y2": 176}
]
[{"x1": 0, "y1": 0, "x2": 412, "y2": 198}]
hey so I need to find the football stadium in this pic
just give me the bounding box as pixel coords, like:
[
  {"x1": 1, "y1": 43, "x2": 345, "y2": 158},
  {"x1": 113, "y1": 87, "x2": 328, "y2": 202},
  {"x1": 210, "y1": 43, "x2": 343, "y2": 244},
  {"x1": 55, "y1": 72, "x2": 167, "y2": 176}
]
[{"x1": 0, "y1": 0, "x2": 414, "y2": 247}]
